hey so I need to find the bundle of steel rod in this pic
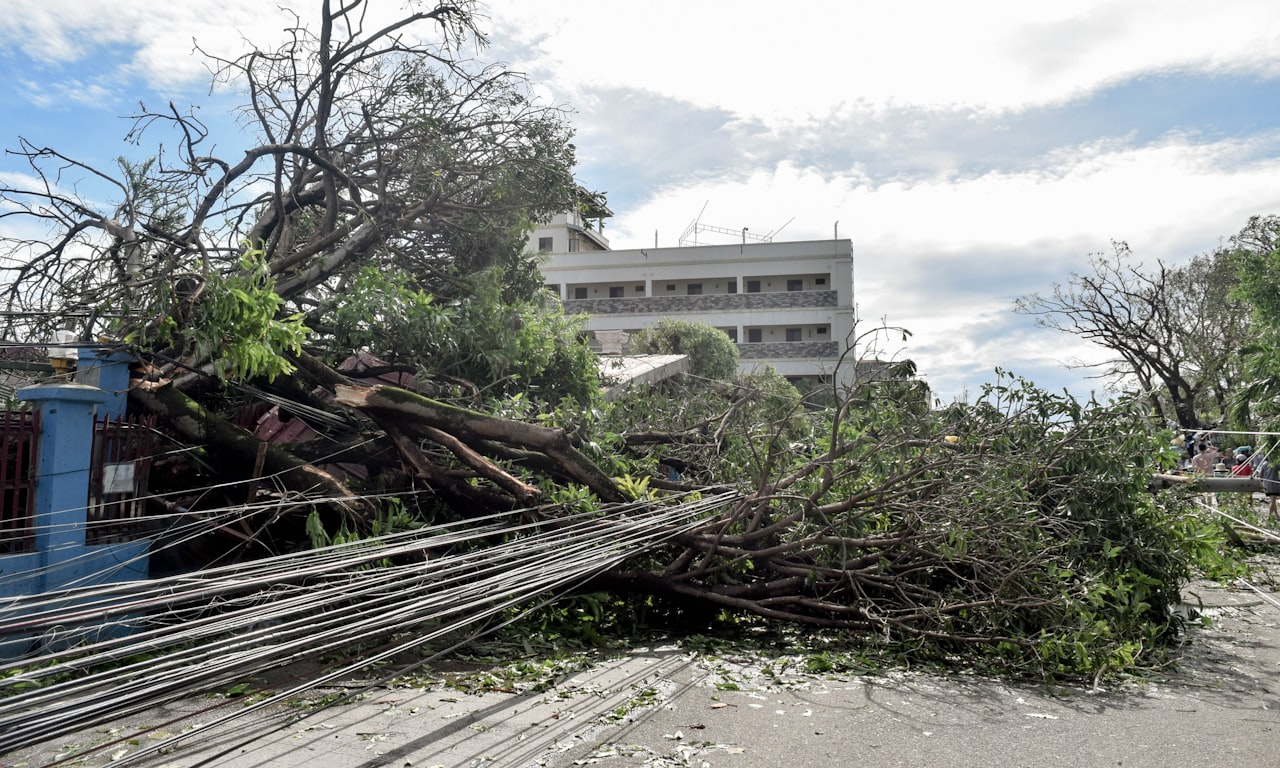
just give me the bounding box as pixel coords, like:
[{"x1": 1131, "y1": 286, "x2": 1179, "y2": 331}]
[{"x1": 0, "y1": 490, "x2": 739, "y2": 760}]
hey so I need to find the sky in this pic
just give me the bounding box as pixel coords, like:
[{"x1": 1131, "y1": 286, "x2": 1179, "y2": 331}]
[{"x1": 2, "y1": 1, "x2": 1280, "y2": 404}]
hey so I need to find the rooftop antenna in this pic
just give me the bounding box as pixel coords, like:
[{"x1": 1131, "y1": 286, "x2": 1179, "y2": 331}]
[
  {"x1": 765, "y1": 217, "x2": 795, "y2": 240},
  {"x1": 679, "y1": 204, "x2": 777, "y2": 247},
  {"x1": 678, "y1": 202, "x2": 711, "y2": 246}
]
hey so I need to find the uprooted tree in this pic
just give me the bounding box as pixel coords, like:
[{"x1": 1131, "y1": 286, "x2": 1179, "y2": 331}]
[{"x1": 0, "y1": 0, "x2": 1245, "y2": 680}]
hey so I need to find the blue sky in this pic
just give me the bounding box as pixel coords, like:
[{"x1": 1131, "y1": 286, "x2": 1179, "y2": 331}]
[{"x1": 3, "y1": 0, "x2": 1280, "y2": 404}]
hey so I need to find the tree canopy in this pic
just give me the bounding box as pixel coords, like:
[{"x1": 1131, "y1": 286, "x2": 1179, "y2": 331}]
[
  {"x1": 1, "y1": 0, "x2": 582, "y2": 394},
  {"x1": 1225, "y1": 215, "x2": 1280, "y2": 433},
  {"x1": 1015, "y1": 239, "x2": 1250, "y2": 429},
  {"x1": 625, "y1": 318, "x2": 740, "y2": 381}
]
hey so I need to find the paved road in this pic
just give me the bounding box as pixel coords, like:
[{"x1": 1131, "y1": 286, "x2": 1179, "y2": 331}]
[{"x1": 5, "y1": 573, "x2": 1280, "y2": 768}]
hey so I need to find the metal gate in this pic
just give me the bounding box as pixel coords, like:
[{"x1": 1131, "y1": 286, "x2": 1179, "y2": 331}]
[
  {"x1": 88, "y1": 414, "x2": 155, "y2": 545},
  {"x1": 0, "y1": 410, "x2": 39, "y2": 554}
]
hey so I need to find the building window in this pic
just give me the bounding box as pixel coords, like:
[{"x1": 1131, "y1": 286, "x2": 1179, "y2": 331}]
[
  {"x1": 545, "y1": 284, "x2": 560, "y2": 295},
  {"x1": 568, "y1": 238, "x2": 580, "y2": 253},
  {"x1": 687, "y1": 283, "x2": 703, "y2": 295},
  {"x1": 786, "y1": 328, "x2": 802, "y2": 342},
  {"x1": 746, "y1": 280, "x2": 761, "y2": 293},
  {"x1": 747, "y1": 329, "x2": 762, "y2": 343},
  {"x1": 538, "y1": 237, "x2": 554, "y2": 252},
  {"x1": 574, "y1": 287, "x2": 588, "y2": 299},
  {"x1": 723, "y1": 328, "x2": 738, "y2": 342},
  {"x1": 728, "y1": 280, "x2": 737, "y2": 294},
  {"x1": 816, "y1": 277, "x2": 827, "y2": 286},
  {"x1": 817, "y1": 326, "x2": 828, "y2": 335},
  {"x1": 787, "y1": 279, "x2": 803, "y2": 292},
  {"x1": 609, "y1": 286, "x2": 624, "y2": 298},
  {"x1": 634, "y1": 285, "x2": 645, "y2": 293},
  {"x1": 666, "y1": 284, "x2": 676, "y2": 291}
]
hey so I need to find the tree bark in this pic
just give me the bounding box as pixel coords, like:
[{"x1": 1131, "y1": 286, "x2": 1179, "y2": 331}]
[
  {"x1": 129, "y1": 382, "x2": 374, "y2": 520},
  {"x1": 1149, "y1": 473, "x2": 1263, "y2": 493},
  {"x1": 334, "y1": 384, "x2": 625, "y2": 503}
]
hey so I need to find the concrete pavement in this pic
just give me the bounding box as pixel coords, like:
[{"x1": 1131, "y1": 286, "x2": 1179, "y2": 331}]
[{"x1": 5, "y1": 571, "x2": 1280, "y2": 768}]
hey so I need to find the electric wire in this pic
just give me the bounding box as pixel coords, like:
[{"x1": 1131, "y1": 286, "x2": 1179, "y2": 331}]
[
  {"x1": 1236, "y1": 578, "x2": 1280, "y2": 612},
  {"x1": 2, "y1": 517, "x2": 599, "y2": 742},
  {"x1": 2, "y1": 499, "x2": 721, "y2": 757},
  {"x1": 0, "y1": 491, "x2": 739, "y2": 757},
  {"x1": 0, "y1": 429, "x2": 396, "y2": 593}
]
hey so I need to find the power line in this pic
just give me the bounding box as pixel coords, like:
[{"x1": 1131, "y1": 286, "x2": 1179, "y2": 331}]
[{"x1": 0, "y1": 491, "x2": 740, "y2": 759}]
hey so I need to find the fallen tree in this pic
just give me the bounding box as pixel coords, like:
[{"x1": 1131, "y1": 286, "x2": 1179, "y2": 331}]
[
  {"x1": 129, "y1": 381, "x2": 374, "y2": 520},
  {"x1": 582, "y1": 370, "x2": 1245, "y2": 677},
  {"x1": 0, "y1": 1, "x2": 1249, "y2": 687},
  {"x1": 333, "y1": 383, "x2": 626, "y2": 503}
]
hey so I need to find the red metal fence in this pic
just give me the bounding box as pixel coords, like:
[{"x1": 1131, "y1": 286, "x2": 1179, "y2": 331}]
[
  {"x1": 88, "y1": 414, "x2": 155, "y2": 545},
  {"x1": 0, "y1": 410, "x2": 155, "y2": 552},
  {"x1": 0, "y1": 410, "x2": 39, "y2": 554}
]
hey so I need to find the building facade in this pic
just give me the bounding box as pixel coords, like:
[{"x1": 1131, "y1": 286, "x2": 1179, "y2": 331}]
[{"x1": 536, "y1": 228, "x2": 856, "y2": 387}]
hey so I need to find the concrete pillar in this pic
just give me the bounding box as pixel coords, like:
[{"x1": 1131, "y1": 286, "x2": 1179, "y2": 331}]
[
  {"x1": 75, "y1": 348, "x2": 133, "y2": 419},
  {"x1": 18, "y1": 384, "x2": 108, "y2": 591}
]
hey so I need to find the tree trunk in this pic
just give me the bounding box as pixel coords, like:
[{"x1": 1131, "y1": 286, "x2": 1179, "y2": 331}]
[
  {"x1": 129, "y1": 383, "x2": 374, "y2": 520},
  {"x1": 334, "y1": 384, "x2": 626, "y2": 503}
]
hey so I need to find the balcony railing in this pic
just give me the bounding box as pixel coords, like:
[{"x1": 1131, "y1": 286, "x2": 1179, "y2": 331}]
[
  {"x1": 738, "y1": 341, "x2": 840, "y2": 360},
  {"x1": 563, "y1": 289, "x2": 838, "y2": 315}
]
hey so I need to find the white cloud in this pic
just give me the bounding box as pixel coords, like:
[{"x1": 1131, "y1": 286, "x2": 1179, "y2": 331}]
[
  {"x1": 4, "y1": 0, "x2": 1279, "y2": 403},
  {"x1": 603, "y1": 133, "x2": 1280, "y2": 400},
  {"x1": 11, "y1": 1, "x2": 1279, "y2": 123},
  {"x1": 2, "y1": 1, "x2": 468, "y2": 96},
  {"x1": 17, "y1": 77, "x2": 119, "y2": 110},
  {"x1": 612, "y1": 134, "x2": 1280, "y2": 253},
  {"x1": 489, "y1": 0, "x2": 1280, "y2": 122},
  {"x1": 8, "y1": 1, "x2": 1280, "y2": 118}
]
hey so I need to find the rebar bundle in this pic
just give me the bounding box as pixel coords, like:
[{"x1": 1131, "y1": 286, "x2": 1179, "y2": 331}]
[{"x1": 0, "y1": 491, "x2": 737, "y2": 762}]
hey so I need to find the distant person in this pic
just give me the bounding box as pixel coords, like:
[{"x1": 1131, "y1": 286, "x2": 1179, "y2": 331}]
[
  {"x1": 1190, "y1": 443, "x2": 1219, "y2": 474},
  {"x1": 1262, "y1": 458, "x2": 1280, "y2": 523}
]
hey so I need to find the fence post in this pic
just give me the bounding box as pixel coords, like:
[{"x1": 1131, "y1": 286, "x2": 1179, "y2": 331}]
[
  {"x1": 75, "y1": 347, "x2": 132, "y2": 419},
  {"x1": 18, "y1": 383, "x2": 108, "y2": 593},
  {"x1": 0, "y1": 383, "x2": 152, "y2": 657}
]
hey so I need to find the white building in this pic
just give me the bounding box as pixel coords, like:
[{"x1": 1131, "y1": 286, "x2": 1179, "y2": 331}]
[{"x1": 533, "y1": 210, "x2": 857, "y2": 388}]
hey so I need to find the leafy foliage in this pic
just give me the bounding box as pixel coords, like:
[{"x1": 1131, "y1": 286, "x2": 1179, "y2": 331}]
[
  {"x1": 330, "y1": 266, "x2": 449, "y2": 364},
  {"x1": 329, "y1": 266, "x2": 599, "y2": 407},
  {"x1": 1228, "y1": 215, "x2": 1280, "y2": 434},
  {"x1": 118, "y1": 244, "x2": 310, "y2": 383},
  {"x1": 188, "y1": 247, "x2": 310, "y2": 382},
  {"x1": 603, "y1": 368, "x2": 1246, "y2": 679},
  {"x1": 625, "y1": 319, "x2": 740, "y2": 381}
]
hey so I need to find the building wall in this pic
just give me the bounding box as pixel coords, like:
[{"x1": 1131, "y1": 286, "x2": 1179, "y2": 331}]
[
  {"x1": 529, "y1": 212, "x2": 611, "y2": 254},
  {"x1": 539, "y1": 238, "x2": 856, "y2": 385}
]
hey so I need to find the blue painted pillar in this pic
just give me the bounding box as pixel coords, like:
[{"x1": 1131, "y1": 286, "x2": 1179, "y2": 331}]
[
  {"x1": 75, "y1": 348, "x2": 133, "y2": 419},
  {"x1": 18, "y1": 384, "x2": 108, "y2": 591}
]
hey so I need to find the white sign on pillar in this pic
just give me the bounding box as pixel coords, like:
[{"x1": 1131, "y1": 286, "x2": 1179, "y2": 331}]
[{"x1": 102, "y1": 462, "x2": 136, "y2": 495}]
